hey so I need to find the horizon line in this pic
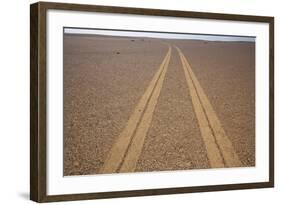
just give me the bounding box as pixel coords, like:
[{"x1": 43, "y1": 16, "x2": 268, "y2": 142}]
[{"x1": 64, "y1": 28, "x2": 256, "y2": 42}]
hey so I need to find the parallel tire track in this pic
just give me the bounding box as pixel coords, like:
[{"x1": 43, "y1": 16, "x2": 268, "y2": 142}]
[
  {"x1": 175, "y1": 46, "x2": 242, "y2": 168},
  {"x1": 100, "y1": 46, "x2": 171, "y2": 173}
]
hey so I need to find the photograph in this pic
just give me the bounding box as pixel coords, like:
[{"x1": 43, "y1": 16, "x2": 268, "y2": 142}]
[
  {"x1": 30, "y1": 2, "x2": 274, "y2": 202},
  {"x1": 63, "y1": 28, "x2": 255, "y2": 176}
]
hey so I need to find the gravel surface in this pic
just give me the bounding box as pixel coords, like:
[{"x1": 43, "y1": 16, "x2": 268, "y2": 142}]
[
  {"x1": 63, "y1": 34, "x2": 255, "y2": 176},
  {"x1": 63, "y1": 34, "x2": 167, "y2": 175}
]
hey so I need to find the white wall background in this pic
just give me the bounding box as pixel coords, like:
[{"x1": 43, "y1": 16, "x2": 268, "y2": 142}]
[{"x1": 0, "y1": 0, "x2": 279, "y2": 204}]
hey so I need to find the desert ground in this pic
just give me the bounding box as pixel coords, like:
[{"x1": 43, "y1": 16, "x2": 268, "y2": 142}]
[{"x1": 63, "y1": 33, "x2": 255, "y2": 176}]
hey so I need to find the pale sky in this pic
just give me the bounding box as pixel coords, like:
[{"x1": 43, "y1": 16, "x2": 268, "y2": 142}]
[{"x1": 64, "y1": 28, "x2": 255, "y2": 42}]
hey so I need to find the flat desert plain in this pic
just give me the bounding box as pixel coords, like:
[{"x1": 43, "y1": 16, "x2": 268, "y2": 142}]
[{"x1": 63, "y1": 33, "x2": 255, "y2": 176}]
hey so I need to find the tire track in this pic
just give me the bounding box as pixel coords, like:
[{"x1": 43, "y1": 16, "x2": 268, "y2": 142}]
[
  {"x1": 100, "y1": 46, "x2": 171, "y2": 173},
  {"x1": 175, "y1": 46, "x2": 242, "y2": 168}
]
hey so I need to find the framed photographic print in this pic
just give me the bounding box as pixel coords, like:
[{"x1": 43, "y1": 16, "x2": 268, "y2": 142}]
[{"x1": 30, "y1": 1, "x2": 274, "y2": 202}]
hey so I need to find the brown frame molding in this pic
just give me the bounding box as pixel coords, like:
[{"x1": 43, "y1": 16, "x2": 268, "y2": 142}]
[{"x1": 30, "y1": 1, "x2": 274, "y2": 202}]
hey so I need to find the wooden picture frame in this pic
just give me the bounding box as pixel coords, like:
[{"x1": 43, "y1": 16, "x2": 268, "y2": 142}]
[{"x1": 30, "y1": 1, "x2": 274, "y2": 202}]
